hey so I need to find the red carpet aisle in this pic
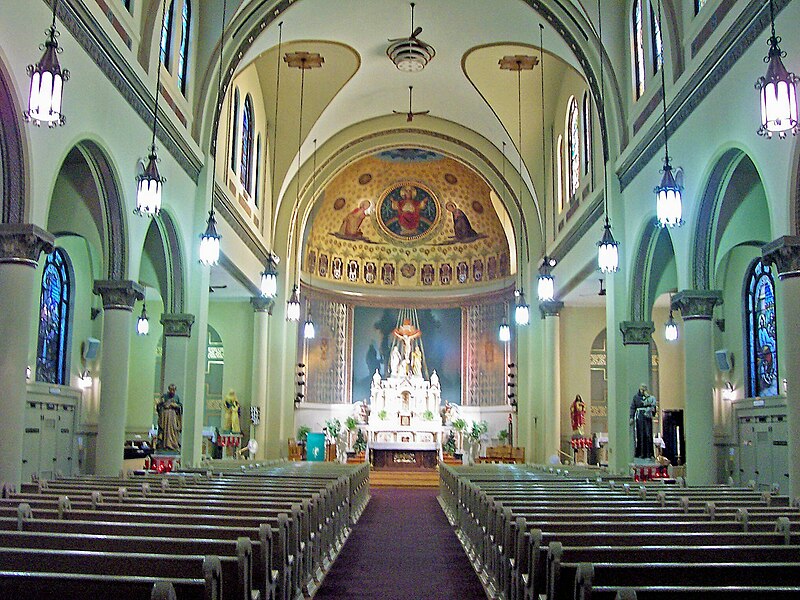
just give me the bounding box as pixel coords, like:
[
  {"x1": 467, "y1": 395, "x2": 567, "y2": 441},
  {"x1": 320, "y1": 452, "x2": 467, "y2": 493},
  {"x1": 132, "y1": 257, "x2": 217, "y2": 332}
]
[{"x1": 315, "y1": 487, "x2": 487, "y2": 599}]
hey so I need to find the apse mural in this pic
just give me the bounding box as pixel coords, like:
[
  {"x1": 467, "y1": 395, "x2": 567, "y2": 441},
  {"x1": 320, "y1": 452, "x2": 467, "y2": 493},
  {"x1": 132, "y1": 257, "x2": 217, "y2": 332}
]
[
  {"x1": 303, "y1": 148, "x2": 512, "y2": 289},
  {"x1": 351, "y1": 307, "x2": 461, "y2": 405}
]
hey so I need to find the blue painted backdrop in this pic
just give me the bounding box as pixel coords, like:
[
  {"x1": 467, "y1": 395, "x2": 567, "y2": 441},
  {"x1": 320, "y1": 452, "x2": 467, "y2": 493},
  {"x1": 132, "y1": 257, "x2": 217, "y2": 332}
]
[{"x1": 351, "y1": 307, "x2": 462, "y2": 405}]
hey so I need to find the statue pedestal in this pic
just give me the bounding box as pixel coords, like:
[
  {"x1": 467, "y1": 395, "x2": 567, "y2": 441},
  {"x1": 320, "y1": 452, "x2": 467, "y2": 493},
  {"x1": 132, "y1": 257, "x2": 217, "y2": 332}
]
[
  {"x1": 630, "y1": 460, "x2": 670, "y2": 482},
  {"x1": 145, "y1": 453, "x2": 179, "y2": 473}
]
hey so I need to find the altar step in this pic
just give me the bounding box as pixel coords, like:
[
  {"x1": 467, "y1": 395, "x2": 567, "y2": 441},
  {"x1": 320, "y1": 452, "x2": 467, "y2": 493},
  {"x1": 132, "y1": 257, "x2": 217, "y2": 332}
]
[{"x1": 369, "y1": 468, "x2": 440, "y2": 488}]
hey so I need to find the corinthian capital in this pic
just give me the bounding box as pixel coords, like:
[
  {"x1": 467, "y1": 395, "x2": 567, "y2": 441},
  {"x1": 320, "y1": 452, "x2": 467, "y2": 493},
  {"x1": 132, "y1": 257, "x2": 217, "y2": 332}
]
[
  {"x1": 671, "y1": 290, "x2": 723, "y2": 321},
  {"x1": 93, "y1": 280, "x2": 145, "y2": 311},
  {"x1": 762, "y1": 236, "x2": 800, "y2": 279},
  {"x1": 0, "y1": 224, "x2": 55, "y2": 266}
]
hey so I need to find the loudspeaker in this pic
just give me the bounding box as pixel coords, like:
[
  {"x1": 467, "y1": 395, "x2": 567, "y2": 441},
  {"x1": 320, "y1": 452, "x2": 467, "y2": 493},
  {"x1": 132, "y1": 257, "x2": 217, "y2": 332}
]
[
  {"x1": 82, "y1": 338, "x2": 101, "y2": 361},
  {"x1": 715, "y1": 349, "x2": 733, "y2": 372}
]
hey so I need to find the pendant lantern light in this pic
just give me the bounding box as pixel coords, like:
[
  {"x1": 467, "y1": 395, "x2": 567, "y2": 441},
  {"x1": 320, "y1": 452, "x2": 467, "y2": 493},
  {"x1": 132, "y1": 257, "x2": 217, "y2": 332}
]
[
  {"x1": 536, "y1": 24, "x2": 557, "y2": 301},
  {"x1": 515, "y1": 291, "x2": 530, "y2": 327},
  {"x1": 756, "y1": 0, "x2": 798, "y2": 138},
  {"x1": 136, "y1": 302, "x2": 150, "y2": 336},
  {"x1": 25, "y1": 0, "x2": 69, "y2": 128},
  {"x1": 135, "y1": 0, "x2": 168, "y2": 217},
  {"x1": 286, "y1": 285, "x2": 301, "y2": 322},
  {"x1": 260, "y1": 254, "x2": 279, "y2": 299},
  {"x1": 498, "y1": 317, "x2": 512, "y2": 343},
  {"x1": 654, "y1": 0, "x2": 683, "y2": 228},
  {"x1": 303, "y1": 304, "x2": 316, "y2": 340},
  {"x1": 664, "y1": 310, "x2": 678, "y2": 341},
  {"x1": 595, "y1": 0, "x2": 620, "y2": 273}
]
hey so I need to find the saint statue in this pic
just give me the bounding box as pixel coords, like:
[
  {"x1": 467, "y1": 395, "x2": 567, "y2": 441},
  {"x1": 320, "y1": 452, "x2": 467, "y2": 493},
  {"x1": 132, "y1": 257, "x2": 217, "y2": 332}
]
[
  {"x1": 156, "y1": 384, "x2": 182, "y2": 451},
  {"x1": 389, "y1": 345, "x2": 402, "y2": 377},
  {"x1": 570, "y1": 395, "x2": 586, "y2": 436},
  {"x1": 630, "y1": 384, "x2": 657, "y2": 459},
  {"x1": 430, "y1": 370, "x2": 440, "y2": 389},
  {"x1": 223, "y1": 389, "x2": 241, "y2": 434},
  {"x1": 411, "y1": 346, "x2": 423, "y2": 377}
]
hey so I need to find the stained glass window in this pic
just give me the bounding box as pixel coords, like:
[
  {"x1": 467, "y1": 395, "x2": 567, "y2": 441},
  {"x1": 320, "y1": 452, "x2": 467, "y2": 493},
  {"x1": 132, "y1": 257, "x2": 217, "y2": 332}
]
[
  {"x1": 633, "y1": 0, "x2": 646, "y2": 99},
  {"x1": 746, "y1": 260, "x2": 778, "y2": 398},
  {"x1": 651, "y1": 2, "x2": 663, "y2": 74},
  {"x1": 177, "y1": 1, "x2": 191, "y2": 95},
  {"x1": 36, "y1": 249, "x2": 71, "y2": 385},
  {"x1": 241, "y1": 95, "x2": 254, "y2": 190},
  {"x1": 124, "y1": 0, "x2": 133, "y2": 11},
  {"x1": 556, "y1": 135, "x2": 564, "y2": 212},
  {"x1": 695, "y1": 0, "x2": 707, "y2": 14},
  {"x1": 230, "y1": 88, "x2": 240, "y2": 172},
  {"x1": 254, "y1": 134, "x2": 262, "y2": 205},
  {"x1": 582, "y1": 92, "x2": 591, "y2": 176},
  {"x1": 568, "y1": 97, "x2": 580, "y2": 199},
  {"x1": 159, "y1": 1, "x2": 174, "y2": 72}
]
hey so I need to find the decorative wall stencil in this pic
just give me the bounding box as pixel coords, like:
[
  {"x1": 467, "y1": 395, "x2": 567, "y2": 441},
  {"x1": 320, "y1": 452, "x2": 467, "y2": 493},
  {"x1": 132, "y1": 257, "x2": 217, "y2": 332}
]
[
  {"x1": 318, "y1": 254, "x2": 329, "y2": 277},
  {"x1": 421, "y1": 264, "x2": 434, "y2": 286},
  {"x1": 464, "y1": 301, "x2": 509, "y2": 406},
  {"x1": 382, "y1": 263, "x2": 395, "y2": 285},
  {"x1": 457, "y1": 261, "x2": 469, "y2": 283},
  {"x1": 331, "y1": 257, "x2": 343, "y2": 280},
  {"x1": 487, "y1": 256, "x2": 497, "y2": 280},
  {"x1": 377, "y1": 182, "x2": 439, "y2": 241},
  {"x1": 440, "y1": 263, "x2": 452, "y2": 285},
  {"x1": 304, "y1": 148, "x2": 511, "y2": 289},
  {"x1": 473, "y1": 259, "x2": 484, "y2": 282},
  {"x1": 347, "y1": 260, "x2": 359, "y2": 282},
  {"x1": 400, "y1": 263, "x2": 416, "y2": 278},
  {"x1": 364, "y1": 262, "x2": 376, "y2": 283},
  {"x1": 307, "y1": 250, "x2": 317, "y2": 274}
]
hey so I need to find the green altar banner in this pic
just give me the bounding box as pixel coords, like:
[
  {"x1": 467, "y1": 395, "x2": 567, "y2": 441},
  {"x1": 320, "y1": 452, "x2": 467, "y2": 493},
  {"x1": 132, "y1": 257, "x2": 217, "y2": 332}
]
[{"x1": 306, "y1": 432, "x2": 326, "y2": 462}]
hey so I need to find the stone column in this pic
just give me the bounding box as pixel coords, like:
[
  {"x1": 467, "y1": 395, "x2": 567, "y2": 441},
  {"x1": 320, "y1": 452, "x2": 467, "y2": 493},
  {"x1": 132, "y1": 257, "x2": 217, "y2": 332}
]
[
  {"x1": 93, "y1": 280, "x2": 144, "y2": 476},
  {"x1": 763, "y1": 237, "x2": 800, "y2": 497},
  {"x1": 250, "y1": 297, "x2": 272, "y2": 459},
  {"x1": 160, "y1": 313, "x2": 195, "y2": 456},
  {"x1": 539, "y1": 300, "x2": 563, "y2": 461},
  {"x1": 614, "y1": 321, "x2": 655, "y2": 472},
  {"x1": 672, "y1": 290, "x2": 723, "y2": 485},
  {"x1": 0, "y1": 225, "x2": 54, "y2": 487}
]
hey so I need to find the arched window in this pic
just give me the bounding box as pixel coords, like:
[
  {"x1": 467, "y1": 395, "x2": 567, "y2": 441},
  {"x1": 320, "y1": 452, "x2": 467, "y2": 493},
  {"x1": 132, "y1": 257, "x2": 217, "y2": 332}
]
[
  {"x1": 632, "y1": 0, "x2": 646, "y2": 99},
  {"x1": 582, "y1": 92, "x2": 591, "y2": 177},
  {"x1": 230, "y1": 88, "x2": 240, "y2": 173},
  {"x1": 124, "y1": 0, "x2": 133, "y2": 12},
  {"x1": 556, "y1": 135, "x2": 564, "y2": 212},
  {"x1": 568, "y1": 97, "x2": 580, "y2": 199},
  {"x1": 36, "y1": 249, "x2": 71, "y2": 385},
  {"x1": 695, "y1": 0, "x2": 707, "y2": 14},
  {"x1": 650, "y1": 2, "x2": 663, "y2": 74},
  {"x1": 254, "y1": 134, "x2": 262, "y2": 205},
  {"x1": 240, "y1": 95, "x2": 254, "y2": 190},
  {"x1": 159, "y1": 1, "x2": 175, "y2": 72},
  {"x1": 745, "y1": 260, "x2": 778, "y2": 398},
  {"x1": 177, "y1": 0, "x2": 191, "y2": 94}
]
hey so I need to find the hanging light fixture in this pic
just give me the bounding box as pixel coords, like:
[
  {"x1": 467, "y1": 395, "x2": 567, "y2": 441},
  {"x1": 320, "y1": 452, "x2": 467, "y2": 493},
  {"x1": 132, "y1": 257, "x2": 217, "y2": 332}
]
[
  {"x1": 595, "y1": 0, "x2": 620, "y2": 273},
  {"x1": 260, "y1": 254, "x2": 279, "y2": 298},
  {"x1": 134, "y1": 1, "x2": 168, "y2": 217},
  {"x1": 25, "y1": 0, "x2": 69, "y2": 127},
  {"x1": 533, "y1": 24, "x2": 557, "y2": 302},
  {"x1": 756, "y1": 0, "x2": 798, "y2": 138},
  {"x1": 498, "y1": 316, "x2": 511, "y2": 343},
  {"x1": 515, "y1": 290, "x2": 530, "y2": 326},
  {"x1": 303, "y1": 303, "x2": 316, "y2": 340},
  {"x1": 653, "y1": 0, "x2": 683, "y2": 228},
  {"x1": 199, "y1": 0, "x2": 228, "y2": 266},
  {"x1": 664, "y1": 309, "x2": 678, "y2": 341},
  {"x1": 136, "y1": 302, "x2": 150, "y2": 336},
  {"x1": 286, "y1": 285, "x2": 301, "y2": 322}
]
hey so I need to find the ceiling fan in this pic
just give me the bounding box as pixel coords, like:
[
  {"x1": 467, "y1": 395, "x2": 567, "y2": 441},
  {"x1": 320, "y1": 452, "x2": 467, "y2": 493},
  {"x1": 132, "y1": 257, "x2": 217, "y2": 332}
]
[
  {"x1": 209, "y1": 285, "x2": 228, "y2": 293},
  {"x1": 386, "y1": 3, "x2": 435, "y2": 72},
  {"x1": 393, "y1": 86, "x2": 429, "y2": 122}
]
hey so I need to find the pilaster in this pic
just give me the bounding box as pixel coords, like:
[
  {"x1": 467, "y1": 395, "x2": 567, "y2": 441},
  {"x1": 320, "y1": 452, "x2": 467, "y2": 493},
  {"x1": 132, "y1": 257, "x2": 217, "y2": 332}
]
[
  {"x1": 539, "y1": 300, "x2": 563, "y2": 460},
  {"x1": 251, "y1": 297, "x2": 272, "y2": 459}
]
